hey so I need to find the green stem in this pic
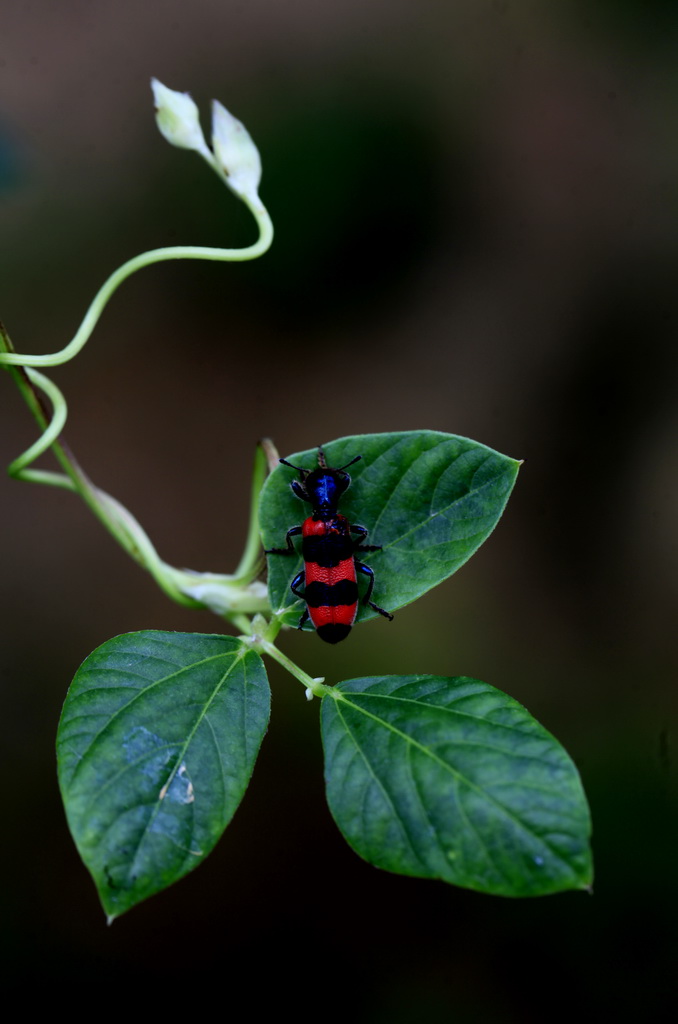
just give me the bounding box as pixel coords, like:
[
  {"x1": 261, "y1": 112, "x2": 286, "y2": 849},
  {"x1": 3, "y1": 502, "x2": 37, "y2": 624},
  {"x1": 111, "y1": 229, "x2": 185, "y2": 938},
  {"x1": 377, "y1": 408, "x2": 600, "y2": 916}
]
[
  {"x1": 0, "y1": 326, "x2": 200, "y2": 605},
  {"x1": 229, "y1": 613, "x2": 254, "y2": 635},
  {"x1": 0, "y1": 346, "x2": 73, "y2": 491},
  {"x1": 259, "y1": 639, "x2": 330, "y2": 698},
  {"x1": 0, "y1": 132, "x2": 275, "y2": 620},
  {"x1": 0, "y1": 201, "x2": 273, "y2": 369},
  {"x1": 1, "y1": 324, "x2": 270, "y2": 613},
  {"x1": 232, "y1": 440, "x2": 268, "y2": 584}
]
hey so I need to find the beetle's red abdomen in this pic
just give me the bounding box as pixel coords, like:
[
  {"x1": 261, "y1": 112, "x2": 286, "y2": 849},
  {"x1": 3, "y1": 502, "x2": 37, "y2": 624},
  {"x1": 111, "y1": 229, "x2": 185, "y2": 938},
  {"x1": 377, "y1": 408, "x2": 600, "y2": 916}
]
[{"x1": 301, "y1": 515, "x2": 358, "y2": 643}]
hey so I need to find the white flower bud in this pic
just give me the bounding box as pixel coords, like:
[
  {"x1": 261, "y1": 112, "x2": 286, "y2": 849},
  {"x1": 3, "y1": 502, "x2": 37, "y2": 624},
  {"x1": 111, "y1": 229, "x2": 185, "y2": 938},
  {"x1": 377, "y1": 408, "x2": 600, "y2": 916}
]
[
  {"x1": 151, "y1": 78, "x2": 212, "y2": 162},
  {"x1": 211, "y1": 99, "x2": 262, "y2": 202}
]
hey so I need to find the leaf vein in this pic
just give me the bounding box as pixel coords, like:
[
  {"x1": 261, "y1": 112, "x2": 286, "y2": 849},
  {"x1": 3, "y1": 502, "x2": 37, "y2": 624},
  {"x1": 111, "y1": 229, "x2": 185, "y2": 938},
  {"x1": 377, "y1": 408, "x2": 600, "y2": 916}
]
[
  {"x1": 125, "y1": 653, "x2": 247, "y2": 882},
  {"x1": 333, "y1": 701, "x2": 429, "y2": 871},
  {"x1": 67, "y1": 649, "x2": 238, "y2": 783},
  {"x1": 335, "y1": 692, "x2": 579, "y2": 872}
]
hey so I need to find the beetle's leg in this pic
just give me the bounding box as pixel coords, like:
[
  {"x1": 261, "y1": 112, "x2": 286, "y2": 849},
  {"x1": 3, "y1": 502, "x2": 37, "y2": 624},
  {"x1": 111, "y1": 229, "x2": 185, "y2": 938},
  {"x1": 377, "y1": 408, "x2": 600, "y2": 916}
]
[
  {"x1": 290, "y1": 570, "x2": 306, "y2": 601},
  {"x1": 351, "y1": 523, "x2": 382, "y2": 553},
  {"x1": 290, "y1": 570, "x2": 309, "y2": 629},
  {"x1": 265, "y1": 525, "x2": 302, "y2": 555},
  {"x1": 355, "y1": 561, "x2": 394, "y2": 620},
  {"x1": 291, "y1": 480, "x2": 308, "y2": 502}
]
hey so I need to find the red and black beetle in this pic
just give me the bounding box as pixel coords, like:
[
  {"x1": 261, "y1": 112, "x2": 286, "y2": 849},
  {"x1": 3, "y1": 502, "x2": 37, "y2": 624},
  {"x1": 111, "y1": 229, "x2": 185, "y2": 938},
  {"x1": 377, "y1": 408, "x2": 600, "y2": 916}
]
[{"x1": 265, "y1": 447, "x2": 393, "y2": 643}]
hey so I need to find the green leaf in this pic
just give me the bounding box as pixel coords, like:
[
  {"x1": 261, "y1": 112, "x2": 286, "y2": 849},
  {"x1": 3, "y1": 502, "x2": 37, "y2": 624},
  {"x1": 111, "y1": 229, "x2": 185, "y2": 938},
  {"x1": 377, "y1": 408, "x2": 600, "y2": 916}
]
[
  {"x1": 57, "y1": 630, "x2": 270, "y2": 919},
  {"x1": 321, "y1": 675, "x2": 592, "y2": 896},
  {"x1": 260, "y1": 430, "x2": 520, "y2": 629}
]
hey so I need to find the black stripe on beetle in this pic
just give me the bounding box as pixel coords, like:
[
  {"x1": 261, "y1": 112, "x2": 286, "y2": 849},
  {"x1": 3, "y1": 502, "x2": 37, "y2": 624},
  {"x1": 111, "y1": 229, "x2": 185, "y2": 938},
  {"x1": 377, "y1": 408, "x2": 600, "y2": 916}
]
[
  {"x1": 304, "y1": 579, "x2": 359, "y2": 608},
  {"x1": 301, "y1": 533, "x2": 354, "y2": 567}
]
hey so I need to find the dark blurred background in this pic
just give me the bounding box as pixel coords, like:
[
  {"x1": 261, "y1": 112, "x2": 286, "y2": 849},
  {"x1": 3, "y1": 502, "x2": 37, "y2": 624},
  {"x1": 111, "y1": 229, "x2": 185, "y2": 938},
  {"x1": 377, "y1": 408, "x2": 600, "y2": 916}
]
[{"x1": 1, "y1": 0, "x2": 676, "y2": 1016}]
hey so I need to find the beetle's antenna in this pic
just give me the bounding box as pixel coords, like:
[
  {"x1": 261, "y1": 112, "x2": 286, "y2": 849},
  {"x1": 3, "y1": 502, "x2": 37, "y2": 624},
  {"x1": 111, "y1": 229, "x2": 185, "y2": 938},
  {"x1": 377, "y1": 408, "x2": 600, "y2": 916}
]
[
  {"x1": 317, "y1": 447, "x2": 327, "y2": 469},
  {"x1": 337, "y1": 455, "x2": 362, "y2": 472},
  {"x1": 279, "y1": 458, "x2": 306, "y2": 475}
]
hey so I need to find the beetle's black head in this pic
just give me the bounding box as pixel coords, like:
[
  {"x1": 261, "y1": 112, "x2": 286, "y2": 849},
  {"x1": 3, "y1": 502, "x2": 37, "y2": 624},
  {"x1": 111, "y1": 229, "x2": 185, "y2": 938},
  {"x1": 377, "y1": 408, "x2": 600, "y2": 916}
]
[{"x1": 279, "y1": 447, "x2": 362, "y2": 516}]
